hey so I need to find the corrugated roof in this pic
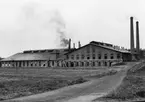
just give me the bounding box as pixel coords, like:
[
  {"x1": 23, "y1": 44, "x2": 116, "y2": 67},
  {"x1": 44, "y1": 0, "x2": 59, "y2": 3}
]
[
  {"x1": 94, "y1": 44, "x2": 130, "y2": 53},
  {"x1": 1, "y1": 48, "x2": 76, "y2": 61},
  {"x1": 90, "y1": 41, "x2": 130, "y2": 53},
  {"x1": 65, "y1": 41, "x2": 131, "y2": 55},
  {"x1": 23, "y1": 48, "x2": 76, "y2": 54},
  {"x1": 1, "y1": 52, "x2": 56, "y2": 61}
]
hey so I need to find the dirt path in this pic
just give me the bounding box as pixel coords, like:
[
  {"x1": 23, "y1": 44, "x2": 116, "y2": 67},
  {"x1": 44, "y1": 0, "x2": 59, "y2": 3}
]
[{"x1": 2, "y1": 68, "x2": 127, "y2": 102}]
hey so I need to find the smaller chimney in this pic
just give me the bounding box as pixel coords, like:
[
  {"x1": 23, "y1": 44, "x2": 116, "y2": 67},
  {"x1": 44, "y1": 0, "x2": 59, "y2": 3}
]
[
  {"x1": 68, "y1": 38, "x2": 71, "y2": 50},
  {"x1": 136, "y1": 21, "x2": 140, "y2": 53},
  {"x1": 73, "y1": 43, "x2": 75, "y2": 49},
  {"x1": 78, "y1": 41, "x2": 81, "y2": 48}
]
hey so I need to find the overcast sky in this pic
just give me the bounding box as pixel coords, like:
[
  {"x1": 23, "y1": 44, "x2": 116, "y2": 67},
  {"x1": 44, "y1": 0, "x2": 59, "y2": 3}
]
[{"x1": 0, "y1": 0, "x2": 145, "y2": 57}]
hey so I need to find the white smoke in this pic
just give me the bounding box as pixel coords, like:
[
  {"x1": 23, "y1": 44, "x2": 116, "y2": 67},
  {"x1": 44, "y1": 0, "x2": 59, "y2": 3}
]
[{"x1": 19, "y1": 2, "x2": 70, "y2": 48}]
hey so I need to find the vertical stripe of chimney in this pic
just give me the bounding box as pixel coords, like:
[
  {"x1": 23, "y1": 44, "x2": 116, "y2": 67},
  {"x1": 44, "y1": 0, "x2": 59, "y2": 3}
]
[
  {"x1": 136, "y1": 21, "x2": 140, "y2": 53},
  {"x1": 68, "y1": 38, "x2": 71, "y2": 50},
  {"x1": 130, "y1": 17, "x2": 134, "y2": 53}
]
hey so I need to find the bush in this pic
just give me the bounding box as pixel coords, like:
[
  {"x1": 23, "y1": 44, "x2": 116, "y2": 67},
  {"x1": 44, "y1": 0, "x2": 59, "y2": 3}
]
[
  {"x1": 89, "y1": 70, "x2": 117, "y2": 78},
  {"x1": 112, "y1": 62, "x2": 126, "y2": 66},
  {"x1": 68, "y1": 77, "x2": 87, "y2": 85}
]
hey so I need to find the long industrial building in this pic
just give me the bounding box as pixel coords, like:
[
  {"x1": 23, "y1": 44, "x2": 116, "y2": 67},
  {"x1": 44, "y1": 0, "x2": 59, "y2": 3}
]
[{"x1": 0, "y1": 17, "x2": 142, "y2": 68}]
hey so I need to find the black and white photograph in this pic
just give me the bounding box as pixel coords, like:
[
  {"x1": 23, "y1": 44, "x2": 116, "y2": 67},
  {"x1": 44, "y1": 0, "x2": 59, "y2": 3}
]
[{"x1": 0, "y1": 0, "x2": 145, "y2": 102}]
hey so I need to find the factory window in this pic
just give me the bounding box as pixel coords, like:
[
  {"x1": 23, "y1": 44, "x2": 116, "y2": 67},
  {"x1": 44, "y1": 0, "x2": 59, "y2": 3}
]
[
  {"x1": 104, "y1": 62, "x2": 107, "y2": 66},
  {"x1": 86, "y1": 62, "x2": 89, "y2": 66},
  {"x1": 98, "y1": 54, "x2": 101, "y2": 59},
  {"x1": 110, "y1": 53, "x2": 114, "y2": 59},
  {"x1": 76, "y1": 62, "x2": 79, "y2": 66},
  {"x1": 92, "y1": 54, "x2": 96, "y2": 59},
  {"x1": 39, "y1": 61, "x2": 41, "y2": 66},
  {"x1": 23, "y1": 61, "x2": 25, "y2": 66},
  {"x1": 87, "y1": 54, "x2": 90, "y2": 59},
  {"x1": 43, "y1": 64, "x2": 46, "y2": 67},
  {"x1": 92, "y1": 47, "x2": 95, "y2": 53},
  {"x1": 76, "y1": 55, "x2": 79, "y2": 60},
  {"x1": 81, "y1": 62, "x2": 84, "y2": 67},
  {"x1": 71, "y1": 55, "x2": 74, "y2": 59},
  {"x1": 27, "y1": 61, "x2": 29, "y2": 66},
  {"x1": 92, "y1": 62, "x2": 95, "y2": 66},
  {"x1": 52, "y1": 61, "x2": 54, "y2": 66},
  {"x1": 66, "y1": 55, "x2": 69, "y2": 59},
  {"x1": 81, "y1": 54, "x2": 85, "y2": 59},
  {"x1": 98, "y1": 62, "x2": 101, "y2": 66},
  {"x1": 117, "y1": 53, "x2": 121, "y2": 59},
  {"x1": 66, "y1": 62, "x2": 69, "y2": 67},
  {"x1": 109, "y1": 62, "x2": 112, "y2": 66},
  {"x1": 86, "y1": 47, "x2": 90, "y2": 53},
  {"x1": 104, "y1": 54, "x2": 107, "y2": 59},
  {"x1": 70, "y1": 62, "x2": 74, "y2": 67}
]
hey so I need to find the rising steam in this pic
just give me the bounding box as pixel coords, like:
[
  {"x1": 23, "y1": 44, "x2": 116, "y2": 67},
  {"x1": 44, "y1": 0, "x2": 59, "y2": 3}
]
[
  {"x1": 49, "y1": 11, "x2": 69, "y2": 47},
  {"x1": 20, "y1": 2, "x2": 70, "y2": 48}
]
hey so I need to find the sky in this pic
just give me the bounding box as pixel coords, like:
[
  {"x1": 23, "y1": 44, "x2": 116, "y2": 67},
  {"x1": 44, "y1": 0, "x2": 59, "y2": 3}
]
[{"x1": 0, "y1": 0, "x2": 145, "y2": 57}]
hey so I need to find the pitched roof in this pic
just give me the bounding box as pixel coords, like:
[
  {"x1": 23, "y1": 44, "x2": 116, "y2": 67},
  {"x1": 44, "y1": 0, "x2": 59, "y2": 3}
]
[
  {"x1": 65, "y1": 41, "x2": 130, "y2": 55},
  {"x1": 1, "y1": 48, "x2": 77, "y2": 61},
  {"x1": 23, "y1": 48, "x2": 76, "y2": 54},
  {"x1": 1, "y1": 52, "x2": 56, "y2": 61}
]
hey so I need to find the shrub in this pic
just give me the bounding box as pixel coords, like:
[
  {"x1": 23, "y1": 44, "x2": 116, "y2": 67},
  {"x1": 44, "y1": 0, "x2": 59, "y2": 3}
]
[{"x1": 68, "y1": 77, "x2": 87, "y2": 85}]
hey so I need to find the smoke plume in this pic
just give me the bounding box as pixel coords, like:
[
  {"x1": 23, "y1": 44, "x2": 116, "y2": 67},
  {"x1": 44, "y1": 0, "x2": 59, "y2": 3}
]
[
  {"x1": 20, "y1": 2, "x2": 69, "y2": 48},
  {"x1": 49, "y1": 11, "x2": 69, "y2": 47}
]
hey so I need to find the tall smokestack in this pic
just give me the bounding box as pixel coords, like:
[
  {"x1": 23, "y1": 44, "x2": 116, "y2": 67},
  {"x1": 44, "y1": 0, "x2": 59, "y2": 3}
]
[
  {"x1": 68, "y1": 38, "x2": 71, "y2": 50},
  {"x1": 130, "y1": 17, "x2": 135, "y2": 53},
  {"x1": 78, "y1": 41, "x2": 81, "y2": 48},
  {"x1": 73, "y1": 43, "x2": 75, "y2": 49},
  {"x1": 136, "y1": 21, "x2": 140, "y2": 53}
]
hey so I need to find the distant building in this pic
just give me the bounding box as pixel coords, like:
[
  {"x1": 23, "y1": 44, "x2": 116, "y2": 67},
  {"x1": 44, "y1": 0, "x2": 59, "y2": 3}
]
[
  {"x1": 0, "y1": 40, "x2": 131, "y2": 68},
  {"x1": 63, "y1": 41, "x2": 131, "y2": 67},
  {"x1": 0, "y1": 48, "x2": 75, "y2": 68}
]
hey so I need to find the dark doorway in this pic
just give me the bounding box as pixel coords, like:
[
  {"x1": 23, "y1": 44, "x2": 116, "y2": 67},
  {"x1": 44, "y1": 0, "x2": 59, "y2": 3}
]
[
  {"x1": 104, "y1": 62, "x2": 107, "y2": 66},
  {"x1": 70, "y1": 62, "x2": 74, "y2": 67}
]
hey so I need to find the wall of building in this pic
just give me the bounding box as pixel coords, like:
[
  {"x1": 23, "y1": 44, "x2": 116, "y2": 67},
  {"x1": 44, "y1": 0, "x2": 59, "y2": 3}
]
[
  {"x1": 0, "y1": 44, "x2": 131, "y2": 68},
  {"x1": 63, "y1": 44, "x2": 123, "y2": 68},
  {"x1": 0, "y1": 60, "x2": 58, "y2": 68}
]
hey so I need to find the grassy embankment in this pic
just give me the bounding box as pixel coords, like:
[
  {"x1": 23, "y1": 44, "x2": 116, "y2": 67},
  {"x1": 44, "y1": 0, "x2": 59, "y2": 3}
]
[{"x1": 100, "y1": 61, "x2": 145, "y2": 101}]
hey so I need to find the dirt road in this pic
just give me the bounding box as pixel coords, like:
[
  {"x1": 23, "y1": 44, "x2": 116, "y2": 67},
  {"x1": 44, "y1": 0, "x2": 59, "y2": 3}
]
[{"x1": 2, "y1": 68, "x2": 127, "y2": 102}]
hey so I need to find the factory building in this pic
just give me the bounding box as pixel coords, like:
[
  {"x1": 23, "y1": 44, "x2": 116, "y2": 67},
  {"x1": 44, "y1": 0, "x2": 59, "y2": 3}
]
[
  {"x1": 0, "y1": 17, "x2": 142, "y2": 68},
  {"x1": 63, "y1": 41, "x2": 131, "y2": 68},
  {"x1": 0, "y1": 40, "x2": 131, "y2": 68},
  {"x1": 0, "y1": 48, "x2": 75, "y2": 68}
]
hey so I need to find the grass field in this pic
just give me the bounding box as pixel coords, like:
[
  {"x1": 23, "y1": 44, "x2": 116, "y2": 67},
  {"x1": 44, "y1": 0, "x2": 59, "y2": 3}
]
[{"x1": 0, "y1": 67, "x2": 114, "y2": 100}]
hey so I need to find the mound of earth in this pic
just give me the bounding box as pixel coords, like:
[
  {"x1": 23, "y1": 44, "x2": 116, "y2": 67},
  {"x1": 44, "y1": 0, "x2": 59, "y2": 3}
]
[{"x1": 102, "y1": 62, "x2": 145, "y2": 101}]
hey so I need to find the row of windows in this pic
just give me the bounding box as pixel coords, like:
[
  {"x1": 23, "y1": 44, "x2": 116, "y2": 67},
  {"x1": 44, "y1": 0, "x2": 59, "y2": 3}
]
[
  {"x1": 66, "y1": 61, "x2": 111, "y2": 67},
  {"x1": 69, "y1": 53, "x2": 121, "y2": 60}
]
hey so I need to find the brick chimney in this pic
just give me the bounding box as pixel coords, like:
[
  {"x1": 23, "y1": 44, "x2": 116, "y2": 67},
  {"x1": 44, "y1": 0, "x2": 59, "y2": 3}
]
[
  {"x1": 78, "y1": 41, "x2": 81, "y2": 48},
  {"x1": 136, "y1": 21, "x2": 140, "y2": 53},
  {"x1": 73, "y1": 43, "x2": 75, "y2": 49},
  {"x1": 130, "y1": 17, "x2": 135, "y2": 53},
  {"x1": 68, "y1": 38, "x2": 71, "y2": 50}
]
